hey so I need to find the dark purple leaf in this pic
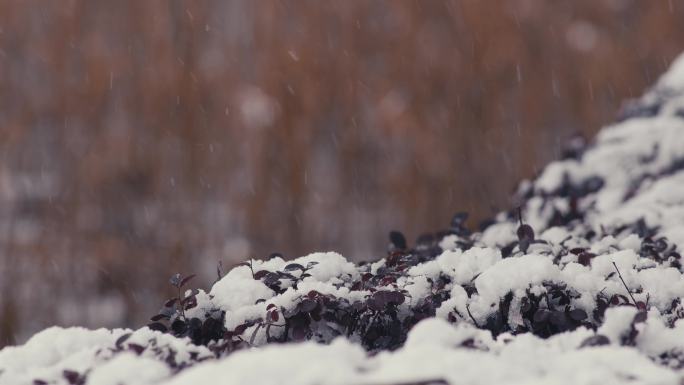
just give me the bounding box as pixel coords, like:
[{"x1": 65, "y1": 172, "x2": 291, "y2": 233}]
[
  {"x1": 299, "y1": 299, "x2": 318, "y2": 313},
  {"x1": 549, "y1": 311, "x2": 567, "y2": 327},
  {"x1": 580, "y1": 334, "x2": 610, "y2": 348},
  {"x1": 128, "y1": 343, "x2": 145, "y2": 355},
  {"x1": 253, "y1": 270, "x2": 269, "y2": 280},
  {"x1": 533, "y1": 309, "x2": 551, "y2": 323},
  {"x1": 389, "y1": 231, "x2": 407, "y2": 250},
  {"x1": 263, "y1": 272, "x2": 281, "y2": 286},
  {"x1": 189, "y1": 317, "x2": 202, "y2": 329},
  {"x1": 171, "y1": 319, "x2": 187, "y2": 334},
  {"x1": 292, "y1": 325, "x2": 308, "y2": 340},
  {"x1": 234, "y1": 323, "x2": 250, "y2": 335},
  {"x1": 368, "y1": 291, "x2": 395, "y2": 311},
  {"x1": 63, "y1": 370, "x2": 81, "y2": 385},
  {"x1": 577, "y1": 252, "x2": 596, "y2": 266},
  {"x1": 387, "y1": 291, "x2": 405, "y2": 305},
  {"x1": 568, "y1": 308, "x2": 588, "y2": 322},
  {"x1": 520, "y1": 298, "x2": 532, "y2": 313},
  {"x1": 284, "y1": 263, "x2": 305, "y2": 271},
  {"x1": 655, "y1": 238, "x2": 668, "y2": 252},
  {"x1": 150, "y1": 313, "x2": 168, "y2": 322},
  {"x1": 276, "y1": 271, "x2": 297, "y2": 280},
  {"x1": 169, "y1": 273, "x2": 182, "y2": 287},
  {"x1": 115, "y1": 333, "x2": 132, "y2": 348},
  {"x1": 517, "y1": 225, "x2": 534, "y2": 241},
  {"x1": 147, "y1": 322, "x2": 168, "y2": 332},
  {"x1": 180, "y1": 274, "x2": 196, "y2": 287},
  {"x1": 164, "y1": 298, "x2": 178, "y2": 308}
]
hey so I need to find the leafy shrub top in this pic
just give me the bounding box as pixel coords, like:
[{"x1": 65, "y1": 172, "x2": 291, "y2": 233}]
[{"x1": 7, "y1": 52, "x2": 684, "y2": 385}]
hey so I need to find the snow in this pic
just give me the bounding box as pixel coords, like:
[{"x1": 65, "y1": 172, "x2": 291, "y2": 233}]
[
  {"x1": 474, "y1": 254, "x2": 559, "y2": 300},
  {"x1": 0, "y1": 326, "x2": 212, "y2": 385},
  {"x1": 0, "y1": 327, "x2": 119, "y2": 384},
  {"x1": 436, "y1": 247, "x2": 501, "y2": 285},
  {"x1": 6, "y1": 316, "x2": 684, "y2": 385},
  {"x1": 6, "y1": 50, "x2": 684, "y2": 385},
  {"x1": 87, "y1": 354, "x2": 171, "y2": 385},
  {"x1": 152, "y1": 316, "x2": 682, "y2": 385},
  {"x1": 597, "y1": 306, "x2": 640, "y2": 343},
  {"x1": 657, "y1": 53, "x2": 684, "y2": 91},
  {"x1": 210, "y1": 270, "x2": 275, "y2": 309},
  {"x1": 435, "y1": 284, "x2": 469, "y2": 321}
]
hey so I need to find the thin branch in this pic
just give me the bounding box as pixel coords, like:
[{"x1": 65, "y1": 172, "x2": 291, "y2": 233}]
[
  {"x1": 612, "y1": 262, "x2": 637, "y2": 306},
  {"x1": 466, "y1": 303, "x2": 480, "y2": 328},
  {"x1": 177, "y1": 286, "x2": 185, "y2": 319},
  {"x1": 249, "y1": 323, "x2": 263, "y2": 346}
]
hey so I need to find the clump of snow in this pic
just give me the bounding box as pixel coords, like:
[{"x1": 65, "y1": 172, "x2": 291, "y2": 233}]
[
  {"x1": 474, "y1": 254, "x2": 559, "y2": 300},
  {"x1": 436, "y1": 247, "x2": 501, "y2": 285},
  {"x1": 403, "y1": 318, "x2": 494, "y2": 349},
  {"x1": 0, "y1": 327, "x2": 119, "y2": 384},
  {"x1": 0, "y1": 326, "x2": 211, "y2": 385},
  {"x1": 87, "y1": 353, "x2": 171, "y2": 385}
]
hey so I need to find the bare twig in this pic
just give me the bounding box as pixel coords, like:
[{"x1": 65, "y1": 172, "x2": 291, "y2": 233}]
[
  {"x1": 177, "y1": 285, "x2": 185, "y2": 319},
  {"x1": 612, "y1": 262, "x2": 637, "y2": 306},
  {"x1": 362, "y1": 380, "x2": 448, "y2": 385},
  {"x1": 217, "y1": 261, "x2": 224, "y2": 280},
  {"x1": 466, "y1": 303, "x2": 480, "y2": 328},
  {"x1": 248, "y1": 259, "x2": 254, "y2": 278},
  {"x1": 249, "y1": 323, "x2": 263, "y2": 345}
]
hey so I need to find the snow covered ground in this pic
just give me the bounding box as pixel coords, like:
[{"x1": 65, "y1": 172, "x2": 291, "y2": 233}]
[{"x1": 5, "y1": 55, "x2": 684, "y2": 385}]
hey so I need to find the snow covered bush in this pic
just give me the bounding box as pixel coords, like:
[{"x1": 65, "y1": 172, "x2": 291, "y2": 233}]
[{"x1": 5, "y1": 55, "x2": 684, "y2": 385}]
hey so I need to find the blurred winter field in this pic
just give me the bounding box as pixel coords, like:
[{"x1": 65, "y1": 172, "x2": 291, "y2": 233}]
[{"x1": 2, "y1": 0, "x2": 684, "y2": 349}]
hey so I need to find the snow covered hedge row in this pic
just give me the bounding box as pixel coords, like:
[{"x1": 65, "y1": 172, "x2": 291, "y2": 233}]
[{"x1": 5, "y1": 55, "x2": 684, "y2": 385}]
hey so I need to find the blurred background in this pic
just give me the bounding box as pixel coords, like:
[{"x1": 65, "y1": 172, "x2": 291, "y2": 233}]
[{"x1": 2, "y1": 0, "x2": 684, "y2": 347}]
